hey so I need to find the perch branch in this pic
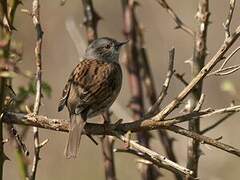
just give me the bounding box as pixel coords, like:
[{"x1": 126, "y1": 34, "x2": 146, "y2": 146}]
[{"x1": 3, "y1": 112, "x2": 240, "y2": 157}]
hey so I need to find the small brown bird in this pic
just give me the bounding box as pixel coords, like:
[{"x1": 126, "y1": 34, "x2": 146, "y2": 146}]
[{"x1": 58, "y1": 37, "x2": 127, "y2": 158}]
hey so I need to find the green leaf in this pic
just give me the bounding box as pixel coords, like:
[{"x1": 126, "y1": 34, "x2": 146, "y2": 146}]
[
  {"x1": 220, "y1": 80, "x2": 237, "y2": 96},
  {"x1": 42, "y1": 81, "x2": 52, "y2": 97}
]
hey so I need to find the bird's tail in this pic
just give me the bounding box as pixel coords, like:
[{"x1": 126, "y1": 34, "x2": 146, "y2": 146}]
[{"x1": 64, "y1": 115, "x2": 86, "y2": 159}]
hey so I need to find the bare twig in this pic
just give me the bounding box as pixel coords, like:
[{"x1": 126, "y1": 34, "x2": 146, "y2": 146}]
[
  {"x1": 201, "y1": 112, "x2": 236, "y2": 134},
  {"x1": 166, "y1": 105, "x2": 240, "y2": 124},
  {"x1": 114, "y1": 132, "x2": 193, "y2": 177},
  {"x1": 167, "y1": 125, "x2": 240, "y2": 157},
  {"x1": 31, "y1": 0, "x2": 44, "y2": 179},
  {"x1": 174, "y1": 73, "x2": 189, "y2": 86},
  {"x1": 8, "y1": 125, "x2": 29, "y2": 156},
  {"x1": 223, "y1": 0, "x2": 236, "y2": 38},
  {"x1": 146, "y1": 48, "x2": 175, "y2": 116},
  {"x1": 155, "y1": 0, "x2": 194, "y2": 36},
  {"x1": 208, "y1": 46, "x2": 240, "y2": 76}
]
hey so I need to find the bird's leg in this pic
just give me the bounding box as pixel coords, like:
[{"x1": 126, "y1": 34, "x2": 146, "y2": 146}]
[{"x1": 101, "y1": 113, "x2": 109, "y2": 138}]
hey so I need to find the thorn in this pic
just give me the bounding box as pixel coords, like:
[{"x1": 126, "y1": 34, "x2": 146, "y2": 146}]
[
  {"x1": 215, "y1": 136, "x2": 223, "y2": 141},
  {"x1": 38, "y1": 139, "x2": 49, "y2": 149},
  {"x1": 198, "y1": 148, "x2": 205, "y2": 156},
  {"x1": 112, "y1": 119, "x2": 123, "y2": 130},
  {"x1": 87, "y1": 134, "x2": 98, "y2": 145},
  {"x1": 25, "y1": 105, "x2": 32, "y2": 114},
  {"x1": 2, "y1": 139, "x2": 9, "y2": 144},
  {"x1": 3, "y1": 153, "x2": 10, "y2": 161},
  {"x1": 136, "y1": 158, "x2": 153, "y2": 165},
  {"x1": 21, "y1": 9, "x2": 32, "y2": 16},
  {"x1": 174, "y1": 25, "x2": 180, "y2": 29}
]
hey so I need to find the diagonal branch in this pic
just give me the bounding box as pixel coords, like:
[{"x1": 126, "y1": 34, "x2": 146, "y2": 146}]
[
  {"x1": 114, "y1": 132, "x2": 193, "y2": 177},
  {"x1": 155, "y1": 0, "x2": 194, "y2": 36},
  {"x1": 146, "y1": 48, "x2": 175, "y2": 116}
]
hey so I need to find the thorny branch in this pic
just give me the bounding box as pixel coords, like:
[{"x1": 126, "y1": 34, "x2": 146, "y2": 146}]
[
  {"x1": 3, "y1": 108, "x2": 240, "y2": 157},
  {"x1": 155, "y1": 0, "x2": 194, "y2": 36},
  {"x1": 30, "y1": 0, "x2": 46, "y2": 179},
  {"x1": 187, "y1": 0, "x2": 209, "y2": 176}
]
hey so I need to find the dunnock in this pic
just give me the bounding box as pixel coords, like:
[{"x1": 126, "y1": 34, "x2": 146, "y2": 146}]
[{"x1": 58, "y1": 37, "x2": 127, "y2": 158}]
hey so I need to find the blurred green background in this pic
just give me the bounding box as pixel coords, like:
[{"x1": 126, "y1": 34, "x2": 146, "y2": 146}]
[{"x1": 4, "y1": 0, "x2": 240, "y2": 179}]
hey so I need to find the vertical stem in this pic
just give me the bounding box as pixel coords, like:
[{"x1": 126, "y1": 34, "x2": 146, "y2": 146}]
[
  {"x1": 187, "y1": 0, "x2": 209, "y2": 177},
  {"x1": 81, "y1": 1, "x2": 117, "y2": 180},
  {"x1": 121, "y1": 1, "x2": 157, "y2": 179},
  {"x1": 31, "y1": 0, "x2": 44, "y2": 179},
  {"x1": 0, "y1": 1, "x2": 20, "y2": 179},
  {"x1": 0, "y1": 78, "x2": 5, "y2": 180}
]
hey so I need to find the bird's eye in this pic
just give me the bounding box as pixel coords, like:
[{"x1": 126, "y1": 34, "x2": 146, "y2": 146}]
[{"x1": 104, "y1": 44, "x2": 111, "y2": 49}]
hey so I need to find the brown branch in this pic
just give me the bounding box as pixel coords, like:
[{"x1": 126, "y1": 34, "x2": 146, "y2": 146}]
[
  {"x1": 3, "y1": 112, "x2": 240, "y2": 157},
  {"x1": 174, "y1": 73, "x2": 189, "y2": 87},
  {"x1": 167, "y1": 125, "x2": 240, "y2": 157},
  {"x1": 155, "y1": 0, "x2": 194, "y2": 36},
  {"x1": 31, "y1": 0, "x2": 44, "y2": 179}
]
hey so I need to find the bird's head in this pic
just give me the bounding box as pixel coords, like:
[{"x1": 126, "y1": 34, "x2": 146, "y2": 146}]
[{"x1": 84, "y1": 37, "x2": 128, "y2": 62}]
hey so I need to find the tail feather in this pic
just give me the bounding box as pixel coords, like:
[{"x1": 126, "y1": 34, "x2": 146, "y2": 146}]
[{"x1": 64, "y1": 115, "x2": 86, "y2": 159}]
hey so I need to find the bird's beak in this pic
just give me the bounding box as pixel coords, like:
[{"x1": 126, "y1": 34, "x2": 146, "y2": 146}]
[{"x1": 116, "y1": 40, "x2": 129, "y2": 49}]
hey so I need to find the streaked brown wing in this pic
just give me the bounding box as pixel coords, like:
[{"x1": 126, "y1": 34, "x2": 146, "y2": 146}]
[{"x1": 58, "y1": 59, "x2": 122, "y2": 116}]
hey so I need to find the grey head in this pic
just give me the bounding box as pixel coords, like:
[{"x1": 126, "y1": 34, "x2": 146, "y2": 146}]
[{"x1": 84, "y1": 37, "x2": 128, "y2": 62}]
